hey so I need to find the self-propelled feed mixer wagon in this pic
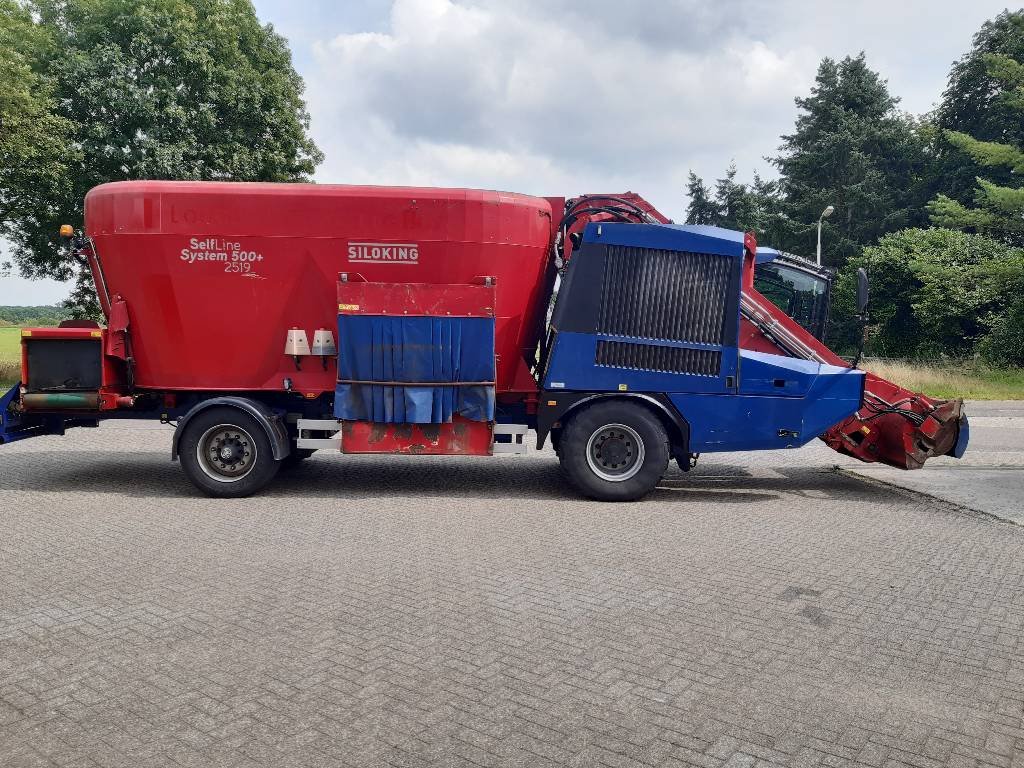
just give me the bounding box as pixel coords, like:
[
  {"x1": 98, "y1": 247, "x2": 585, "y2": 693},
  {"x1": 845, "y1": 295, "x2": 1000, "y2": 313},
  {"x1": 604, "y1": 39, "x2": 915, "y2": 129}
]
[{"x1": 0, "y1": 182, "x2": 969, "y2": 500}]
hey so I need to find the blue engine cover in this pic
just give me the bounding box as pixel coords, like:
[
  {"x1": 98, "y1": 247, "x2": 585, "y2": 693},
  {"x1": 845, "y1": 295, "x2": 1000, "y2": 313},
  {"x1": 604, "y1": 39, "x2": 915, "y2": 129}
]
[
  {"x1": 543, "y1": 222, "x2": 865, "y2": 453},
  {"x1": 670, "y1": 351, "x2": 864, "y2": 452}
]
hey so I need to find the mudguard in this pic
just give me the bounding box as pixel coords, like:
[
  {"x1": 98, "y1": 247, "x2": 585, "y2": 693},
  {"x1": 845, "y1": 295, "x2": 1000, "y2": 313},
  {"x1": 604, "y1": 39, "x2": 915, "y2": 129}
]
[{"x1": 171, "y1": 397, "x2": 291, "y2": 461}]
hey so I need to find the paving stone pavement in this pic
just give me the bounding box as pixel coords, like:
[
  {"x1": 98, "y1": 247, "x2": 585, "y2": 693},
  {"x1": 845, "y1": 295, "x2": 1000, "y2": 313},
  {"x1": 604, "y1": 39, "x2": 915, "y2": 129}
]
[{"x1": 1, "y1": 420, "x2": 1023, "y2": 768}]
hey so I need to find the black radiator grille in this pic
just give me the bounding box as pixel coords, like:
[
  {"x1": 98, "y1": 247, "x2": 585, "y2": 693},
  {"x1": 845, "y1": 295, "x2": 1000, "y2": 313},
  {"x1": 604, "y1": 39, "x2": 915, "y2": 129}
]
[
  {"x1": 597, "y1": 245, "x2": 732, "y2": 344},
  {"x1": 595, "y1": 340, "x2": 721, "y2": 377}
]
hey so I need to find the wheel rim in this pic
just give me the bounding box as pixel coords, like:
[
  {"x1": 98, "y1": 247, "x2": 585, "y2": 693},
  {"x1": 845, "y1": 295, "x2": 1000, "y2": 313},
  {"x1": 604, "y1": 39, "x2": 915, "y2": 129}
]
[
  {"x1": 197, "y1": 424, "x2": 257, "y2": 483},
  {"x1": 586, "y1": 423, "x2": 645, "y2": 482}
]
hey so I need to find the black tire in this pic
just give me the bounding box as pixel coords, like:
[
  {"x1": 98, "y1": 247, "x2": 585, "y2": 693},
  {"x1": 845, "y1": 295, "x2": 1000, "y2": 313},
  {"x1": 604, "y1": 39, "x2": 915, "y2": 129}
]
[
  {"x1": 558, "y1": 400, "x2": 669, "y2": 501},
  {"x1": 179, "y1": 407, "x2": 281, "y2": 498}
]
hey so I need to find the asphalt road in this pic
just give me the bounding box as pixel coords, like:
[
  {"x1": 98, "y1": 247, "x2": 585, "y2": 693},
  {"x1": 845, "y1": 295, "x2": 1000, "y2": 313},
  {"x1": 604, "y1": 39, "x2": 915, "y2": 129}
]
[
  {"x1": 846, "y1": 400, "x2": 1024, "y2": 524},
  {"x1": 0, "y1": 404, "x2": 1022, "y2": 767}
]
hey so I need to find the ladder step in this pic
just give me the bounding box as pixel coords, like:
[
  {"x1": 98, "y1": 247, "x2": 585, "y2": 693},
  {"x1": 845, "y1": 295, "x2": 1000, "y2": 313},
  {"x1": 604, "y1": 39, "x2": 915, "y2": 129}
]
[
  {"x1": 296, "y1": 418, "x2": 342, "y2": 450},
  {"x1": 493, "y1": 423, "x2": 529, "y2": 454}
]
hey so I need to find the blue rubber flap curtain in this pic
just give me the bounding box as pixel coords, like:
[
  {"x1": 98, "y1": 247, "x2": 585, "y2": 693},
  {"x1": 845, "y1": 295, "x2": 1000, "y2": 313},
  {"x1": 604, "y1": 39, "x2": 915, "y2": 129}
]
[{"x1": 334, "y1": 315, "x2": 496, "y2": 423}]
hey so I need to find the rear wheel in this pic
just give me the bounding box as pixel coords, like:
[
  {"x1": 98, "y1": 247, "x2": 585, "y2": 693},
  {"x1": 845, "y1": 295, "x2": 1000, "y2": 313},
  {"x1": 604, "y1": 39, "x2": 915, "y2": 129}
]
[
  {"x1": 559, "y1": 400, "x2": 669, "y2": 501},
  {"x1": 179, "y1": 407, "x2": 280, "y2": 498}
]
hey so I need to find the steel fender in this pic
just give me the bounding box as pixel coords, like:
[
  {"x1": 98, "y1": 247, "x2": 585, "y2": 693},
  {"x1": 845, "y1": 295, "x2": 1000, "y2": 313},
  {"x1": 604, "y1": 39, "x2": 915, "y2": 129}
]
[
  {"x1": 171, "y1": 397, "x2": 291, "y2": 462},
  {"x1": 537, "y1": 392, "x2": 689, "y2": 454}
]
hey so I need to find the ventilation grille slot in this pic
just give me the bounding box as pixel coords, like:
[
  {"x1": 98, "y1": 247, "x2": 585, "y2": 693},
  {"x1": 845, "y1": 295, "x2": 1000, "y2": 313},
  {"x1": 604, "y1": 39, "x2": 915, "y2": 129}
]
[
  {"x1": 597, "y1": 245, "x2": 732, "y2": 344},
  {"x1": 595, "y1": 340, "x2": 721, "y2": 377}
]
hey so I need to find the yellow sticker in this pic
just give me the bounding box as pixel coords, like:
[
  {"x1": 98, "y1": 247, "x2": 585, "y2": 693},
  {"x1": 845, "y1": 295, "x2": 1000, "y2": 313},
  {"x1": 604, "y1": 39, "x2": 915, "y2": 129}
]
[
  {"x1": 90, "y1": 330, "x2": 102, "y2": 338},
  {"x1": 338, "y1": 303, "x2": 360, "y2": 312},
  {"x1": 21, "y1": 329, "x2": 31, "y2": 337},
  {"x1": 618, "y1": 383, "x2": 628, "y2": 391}
]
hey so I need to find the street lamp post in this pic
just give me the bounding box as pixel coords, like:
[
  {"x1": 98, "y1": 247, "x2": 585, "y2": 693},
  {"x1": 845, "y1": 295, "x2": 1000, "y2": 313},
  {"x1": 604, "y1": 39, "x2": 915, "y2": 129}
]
[{"x1": 816, "y1": 205, "x2": 834, "y2": 267}]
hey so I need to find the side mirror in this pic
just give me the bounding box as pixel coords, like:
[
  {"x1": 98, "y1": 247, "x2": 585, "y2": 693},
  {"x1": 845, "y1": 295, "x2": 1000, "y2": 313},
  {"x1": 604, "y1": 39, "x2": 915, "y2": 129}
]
[
  {"x1": 856, "y1": 267, "x2": 869, "y2": 316},
  {"x1": 852, "y1": 267, "x2": 870, "y2": 368}
]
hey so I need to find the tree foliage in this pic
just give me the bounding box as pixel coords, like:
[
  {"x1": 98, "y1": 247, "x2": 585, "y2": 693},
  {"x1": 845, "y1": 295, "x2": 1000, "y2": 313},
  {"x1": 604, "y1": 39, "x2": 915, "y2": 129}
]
[
  {"x1": 836, "y1": 228, "x2": 1024, "y2": 365},
  {"x1": 0, "y1": 304, "x2": 69, "y2": 325},
  {"x1": 771, "y1": 54, "x2": 929, "y2": 268},
  {"x1": 928, "y1": 12, "x2": 1024, "y2": 242},
  {"x1": 0, "y1": 0, "x2": 75, "y2": 277},
  {"x1": 684, "y1": 171, "x2": 717, "y2": 225},
  {"x1": 0, "y1": 0, "x2": 322, "y2": 308},
  {"x1": 930, "y1": 10, "x2": 1024, "y2": 209},
  {"x1": 684, "y1": 163, "x2": 783, "y2": 244}
]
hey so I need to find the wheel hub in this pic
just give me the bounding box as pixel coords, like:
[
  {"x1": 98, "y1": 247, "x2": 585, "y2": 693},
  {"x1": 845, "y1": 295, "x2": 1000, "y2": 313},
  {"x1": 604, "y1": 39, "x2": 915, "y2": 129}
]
[
  {"x1": 586, "y1": 423, "x2": 645, "y2": 482},
  {"x1": 198, "y1": 426, "x2": 255, "y2": 481},
  {"x1": 595, "y1": 433, "x2": 631, "y2": 468}
]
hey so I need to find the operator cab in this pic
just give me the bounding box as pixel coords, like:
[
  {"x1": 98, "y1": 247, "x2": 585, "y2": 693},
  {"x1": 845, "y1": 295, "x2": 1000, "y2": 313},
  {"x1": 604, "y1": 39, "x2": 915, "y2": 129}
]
[{"x1": 753, "y1": 249, "x2": 831, "y2": 341}]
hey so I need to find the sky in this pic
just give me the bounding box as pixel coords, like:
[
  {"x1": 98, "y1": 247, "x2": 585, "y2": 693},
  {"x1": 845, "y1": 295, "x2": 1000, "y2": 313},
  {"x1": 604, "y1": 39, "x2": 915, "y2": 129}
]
[{"x1": 1, "y1": 0, "x2": 1014, "y2": 305}]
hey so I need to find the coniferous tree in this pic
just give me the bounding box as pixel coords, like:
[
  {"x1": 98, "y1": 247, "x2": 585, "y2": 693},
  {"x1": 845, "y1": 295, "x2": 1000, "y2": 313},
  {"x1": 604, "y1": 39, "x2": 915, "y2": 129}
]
[
  {"x1": 684, "y1": 166, "x2": 784, "y2": 246},
  {"x1": 714, "y1": 163, "x2": 747, "y2": 230},
  {"x1": 684, "y1": 171, "x2": 719, "y2": 225},
  {"x1": 771, "y1": 53, "x2": 929, "y2": 268},
  {"x1": 928, "y1": 11, "x2": 1024, "y2": 243},
  {"x1": 929, "y1": 10, "x2": 1024, "y2": 211}
]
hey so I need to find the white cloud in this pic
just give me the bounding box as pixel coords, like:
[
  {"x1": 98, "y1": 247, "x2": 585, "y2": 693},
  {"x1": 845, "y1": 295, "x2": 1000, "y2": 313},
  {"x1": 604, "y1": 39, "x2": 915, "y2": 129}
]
[
  {"x1": 295, "y1": 0, "x2": 1010, "y2": 220},
  {"x1": 302, "y1": 0, "x2": 829, "y2": 217},
  {"x1": 0, "y1": 243, "x2": 69, "y2": 306}
]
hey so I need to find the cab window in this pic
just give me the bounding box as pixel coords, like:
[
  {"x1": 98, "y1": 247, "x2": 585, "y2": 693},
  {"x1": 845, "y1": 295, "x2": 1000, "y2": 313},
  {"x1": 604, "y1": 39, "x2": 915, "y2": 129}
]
[{"x1": 753, "y1": 262, "x2": 829, "y2": 340}]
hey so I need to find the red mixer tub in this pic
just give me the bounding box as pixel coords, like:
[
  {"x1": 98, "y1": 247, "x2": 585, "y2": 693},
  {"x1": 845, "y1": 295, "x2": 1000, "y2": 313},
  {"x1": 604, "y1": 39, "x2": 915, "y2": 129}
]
[{"x1": 83, "y1": 181, "x2": 557, "y2": 396}]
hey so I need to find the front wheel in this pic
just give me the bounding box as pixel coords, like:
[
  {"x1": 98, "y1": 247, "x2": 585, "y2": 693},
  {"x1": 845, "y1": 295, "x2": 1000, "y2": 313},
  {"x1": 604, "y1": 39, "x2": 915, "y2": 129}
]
[
  {"x1": 558, "y1": 400, "x2": 669, "y2": 501},
  {"x1": 179, "y1": 407, "x2": 281, "y2": 498}
]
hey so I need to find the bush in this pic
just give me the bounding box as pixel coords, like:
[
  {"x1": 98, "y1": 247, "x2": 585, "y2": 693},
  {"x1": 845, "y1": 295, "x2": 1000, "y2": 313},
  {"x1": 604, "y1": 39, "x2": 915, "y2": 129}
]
[
  {"x1": 830, "y1": 228, "x2": 1024, "y2": 365},
  {"x1": 979, "y1": 296, "x2": 1024, "y2": 365},
  {"x1": 0, "y1": 305, "x2": 69, "y2": 326}
]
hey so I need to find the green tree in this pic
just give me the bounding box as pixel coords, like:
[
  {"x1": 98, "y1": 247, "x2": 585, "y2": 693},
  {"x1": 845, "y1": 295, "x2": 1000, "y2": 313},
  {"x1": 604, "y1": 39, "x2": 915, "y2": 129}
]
[
  {"x1": 685, "y1": 165, "x2": 785, "y2": 250},
  {"x1": 927, "y1": 13, "x2": 1024, "y2": 241},
  {"x1": 1, "y1": 0, "x2": 323, "y2": 310},
  {"x1": 836, "y1": 228, "x2": 1024, "y2": 364},
  {"x1": 713, "y1": 162, "x2": 757, "y2": 231},
  {"x1": 0, "y1": 0, "x2": 74, "y2": 278},
  {"x1": 741, "y1": 173, "x2": 785, "y2": 247},
  {"x1": 0, "y1": 304, "x2": 70, "y2": 325},
  {"x1": 684, "y1": 171, "x2": 718, "y2": 225},
  {"x1": 929, "y1": 10, "x2": 1024, "y2": 211},
  {"x1": 771, "y1": 53, "x2": 929, "y2": 268}
]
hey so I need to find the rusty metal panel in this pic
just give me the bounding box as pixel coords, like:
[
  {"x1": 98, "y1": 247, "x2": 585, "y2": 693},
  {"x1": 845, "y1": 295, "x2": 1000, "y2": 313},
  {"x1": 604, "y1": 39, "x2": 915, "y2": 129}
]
[{"x1": 340, "y1": 416, "x2": 493, "y2": 455}]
